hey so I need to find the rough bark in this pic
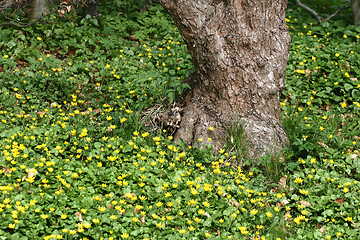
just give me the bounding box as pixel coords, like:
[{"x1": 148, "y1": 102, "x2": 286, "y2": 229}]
[
  {"x1": 82, "y1": 0, "x2": 98, "y2": 18},
  {"x1": 159, "y1": 0, "x2": 290, "y2": 159},
  {"x1": 30, "y1": 0, "x2": 49, "y2": 19},
  {"x1": 352, "y1": 0, "x2": 360, "y2": 25}
]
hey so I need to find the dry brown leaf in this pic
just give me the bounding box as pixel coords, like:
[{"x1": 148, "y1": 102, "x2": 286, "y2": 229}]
[
  {"x1": 217, "y1": 228, "x2": 220, "y2": 236},
  {"x1": 281, "y1": 199, "x2": 289, "y2": 206},
  {"x1": 124, "y1": 192, "x2": 137, "y2": 200},
  {"x1": 229, "y1": 200, "x2": 239, "y2": 209},
  {"x1": 317, "y1": 141, "x2": 329, "y2": 148},
  {"x1": 36, "y1": 111, "x2": 46, "y2": 116},
  {"x1": 134, "y1": 208, "x2": 140, "y2": 214},
  {"x1": 75, "y1": 211, "x2": 83, "y2": 222},
  {"x1": 299, "y1": 200, "x2": 311, "y2": 207},
  {"x1": 350, "y1": 78, "x2": 358, "y2": 81},
  {"x1": 279, "y1": 175, "x2": 287, "y2": 190},
  {"x1": 140, "y1": 215, "x2": 146, "y2": 223},
  {"x1": 335, "y1": 198, "x2": 344, "y2": 204},
  {"x1": 94, "y1": 108, "x2": 102, "y2": 114},
  {"x1": 2, "y1": 165, "x2": 12, "y2": 175},
  {"x1": 21, "y1": 168, "x2": 38, "y2": 181}
]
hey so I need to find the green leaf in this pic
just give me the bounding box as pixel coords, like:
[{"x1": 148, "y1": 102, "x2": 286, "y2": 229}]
[
  {"x1": 344, "y1": 83, "x2": 353, "y2": 92},
  {"x1": 352, "y1": 89, "x2": 359, "y2": 98},
  {"x1": 203, "y1": 217, "x2": 212, "y2": 227},
  {"x1": 94, "y1": 142, "x2": 102, "y2": 149},
  {"x1": 322, "y1": 22, "x2": 330, "y2": 28},
  {"x1": 167, "y1": 91, "x2": 175, "y2": 103}
]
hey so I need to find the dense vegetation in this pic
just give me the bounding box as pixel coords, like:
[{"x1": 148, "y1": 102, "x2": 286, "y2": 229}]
[{"x1": 0, "y1": 1, "x2": 359, "y2": 239}]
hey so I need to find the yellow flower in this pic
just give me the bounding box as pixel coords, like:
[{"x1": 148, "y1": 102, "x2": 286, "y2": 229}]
[
  {"x1": 294, "y1": 177, "x2": 303, "y2": 183},
  {"x1": 250, "y1": 209, "x2": 258, "y2": 215},
  {"x1": 188, "y1": 226, "x2": 195, "y2": 231},
  {"x1": 266, "y1": 212, "x2": 273, "y2": 217},
  {"x1": 179, "y1": 229, "x2": 186, "y2": 234},
  {"x1": 83, "y1": 222, "x2": 91, "y2": 228}
]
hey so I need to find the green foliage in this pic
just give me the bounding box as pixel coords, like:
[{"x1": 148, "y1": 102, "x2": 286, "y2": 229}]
[{"x1": 0, "y1": 1, "x2": 359, "y2": 240}]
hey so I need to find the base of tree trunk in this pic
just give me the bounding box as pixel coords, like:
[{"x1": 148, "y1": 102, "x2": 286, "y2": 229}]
[
  {"x1": 175, "y1": 90, "x2": 288, "y2": 159},
  {"x1": 82, "y1": 0, "x2": 99, "y2": 18}
]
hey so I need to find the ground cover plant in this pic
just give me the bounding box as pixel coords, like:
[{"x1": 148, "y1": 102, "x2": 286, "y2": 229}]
[{"x1": 0, "y1": 1, "x2": 360, "y2": 239}]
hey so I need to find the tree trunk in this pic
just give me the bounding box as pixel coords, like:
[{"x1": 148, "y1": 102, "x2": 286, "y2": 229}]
[
  {"x1": 352, "y1": 0, "x2": 360, "y2": 25},
  {"x1": 30, "y1": 0, "x2": 49, "y2": 20},
  {"x1": 82, "y1": 0, "x2": 98, "y2": 18},
  {"x1": 159, "y1": 0, "x2": 290, "y2": 159}
]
